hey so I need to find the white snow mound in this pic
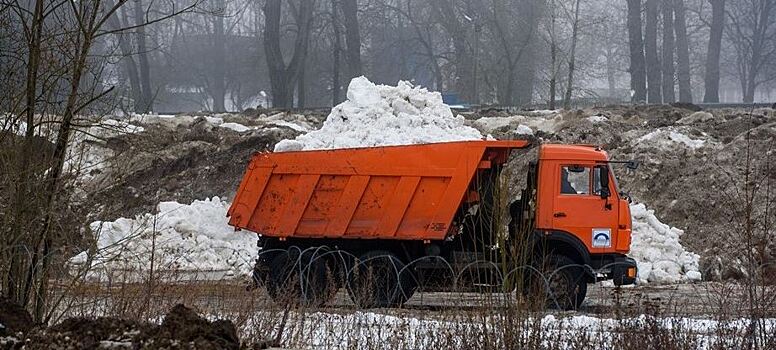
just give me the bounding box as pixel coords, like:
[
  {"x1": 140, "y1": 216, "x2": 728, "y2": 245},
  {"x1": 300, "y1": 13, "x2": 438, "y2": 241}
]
[
  {"x1": 630, "y1": 203, "x2": 702, "y2": 283},
  {"x1": 274, "y1": 76, "x2": 484, "y2": 151},
  {"x1": 70, "y1": 197, "x2": 257, "y2": 278}
]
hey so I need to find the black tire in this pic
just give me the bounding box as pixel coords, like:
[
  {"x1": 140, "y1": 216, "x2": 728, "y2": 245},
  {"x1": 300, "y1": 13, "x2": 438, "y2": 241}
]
[
  {"x1": 266, "y1": 249, "x2": 335, "y2": 307},
  {"x1": 346, "y1": 251, "x2": 416, "y2": 308},
  {"x1": 526, "y1": 254, "x2": 587, "y2": 310}
]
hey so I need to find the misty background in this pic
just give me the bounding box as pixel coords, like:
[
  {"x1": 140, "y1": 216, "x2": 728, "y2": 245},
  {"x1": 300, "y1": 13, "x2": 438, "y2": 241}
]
[{"x1": 2, "y1": 0, "x2": 775, "y2": 114}]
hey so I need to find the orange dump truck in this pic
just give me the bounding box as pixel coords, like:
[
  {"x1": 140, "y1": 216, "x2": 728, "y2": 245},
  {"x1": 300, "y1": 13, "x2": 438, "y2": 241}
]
[{"x1": 228, "y1": 140, "x2": 637, "y2": 309}]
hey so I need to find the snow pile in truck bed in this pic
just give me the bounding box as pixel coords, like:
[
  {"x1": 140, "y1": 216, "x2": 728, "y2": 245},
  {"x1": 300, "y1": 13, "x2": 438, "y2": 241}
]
[
  {"x1": 274, "y1": 76, "x2": 484, "y2": 151},
  {"x1": 630, "y1": 203, "x2": 702, "y2": 283},
  {"x1": 70, "y1": 197, "x2": 257, "y2": 278}
]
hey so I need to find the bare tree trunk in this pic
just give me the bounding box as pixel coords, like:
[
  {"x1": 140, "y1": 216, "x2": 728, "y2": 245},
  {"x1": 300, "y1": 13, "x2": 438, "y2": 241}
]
[
  {"x1": 645, "y1": 0, "x2": 662, "y2": 103},
  {"x1": 674, "y1": 0, "x2": 692, "y2": 102},
  {"x1": 6, "y1": 0, "x2": 45, "y2": 306},
  {"x1": 332, "y1": 0, "x2": 342, "y2": 105},
  {"x1": 134, "y1": 0, "x2": 153, "y2": 112},
  {"x1": 661, "y1": 0, "x2": 675, "y2": 103},
  {"x1": 340, "y1": 0, "x2": 362, "y2": 79},
  {"x1": 297, "y1": 62, "x2": 306, "y2": 108},
  {"x1": 627, "y1": 0, "x2": 647, "y2": 102},
  {"x1": 704, "y1": 0, "x2": 725, "y2": 103},
  {"x1": 563, "y1": 0, "x2": 581, "y2": 109},
  {"x1": 211, "y1": 0, "x2": 226, "y2": 112},
  {"x1": 434, "y1": 0, "x2": 474, "y2": 101},
  {"x1": 548, "y1": 0, "x2": 557, "y2": 109},
  {"x1": 263, "y1": 0, "x2": 313, "y2": 108},
  {"x1": 106, "y1": 3, "x2": 142, "y2": 111}
]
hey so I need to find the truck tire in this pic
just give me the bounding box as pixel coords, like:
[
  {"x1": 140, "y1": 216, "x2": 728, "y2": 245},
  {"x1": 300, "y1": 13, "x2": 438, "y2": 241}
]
[
  {"x1": 266, "y1": 250, "x2": 333, "y2": 307},
  {"x1": 527, "y1": 254, "x2": 587, "y2": 310},
  {"x1": 346, "y1": 251, "x2": 416, "y2": 308}
]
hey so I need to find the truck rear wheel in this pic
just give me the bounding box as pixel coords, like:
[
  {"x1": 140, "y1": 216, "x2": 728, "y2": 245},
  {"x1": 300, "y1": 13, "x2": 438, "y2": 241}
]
[
  {"x1": 527, "y1": 254, "x2": 587, "y2": 310},
  {"x1": 266, "y1": 250, "x2": 335, "y2": 307},
  {"x1": 346, "y1": 251, "x2": 416, "y2": 308}
]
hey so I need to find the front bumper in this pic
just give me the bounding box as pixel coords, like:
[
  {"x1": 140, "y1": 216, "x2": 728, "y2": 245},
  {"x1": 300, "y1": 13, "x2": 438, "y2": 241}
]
[{"x1": 610, "y1": 256, "x2": 638, "y2": 286}]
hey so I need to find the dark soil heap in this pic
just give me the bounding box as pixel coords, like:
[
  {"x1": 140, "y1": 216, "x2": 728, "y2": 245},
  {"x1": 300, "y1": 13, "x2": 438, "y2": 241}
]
[{"x1": 1, "y1": 304, "x2": 273, "y2": 349}]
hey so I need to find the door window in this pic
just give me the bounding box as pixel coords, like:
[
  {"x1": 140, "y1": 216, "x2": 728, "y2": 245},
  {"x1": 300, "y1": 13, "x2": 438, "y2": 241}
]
[{"x1": 560, "y1": 166, "x2": 590, "y2": 195}]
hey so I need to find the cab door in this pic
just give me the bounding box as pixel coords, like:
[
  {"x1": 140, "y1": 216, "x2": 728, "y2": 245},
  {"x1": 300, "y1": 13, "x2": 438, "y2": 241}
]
[{"x1": 551, "y1": 164, "x2": 618, "y2": 253}]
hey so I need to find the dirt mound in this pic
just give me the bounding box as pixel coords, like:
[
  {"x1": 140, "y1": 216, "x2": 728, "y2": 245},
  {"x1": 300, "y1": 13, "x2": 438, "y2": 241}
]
[
  {"x1": 0, "y1": 298, "x2": 33, "y2": 336},
  {"x1": 82, "y1": 117, "x2": 299, "y2": 222},
  {"x1": 4, "y1": 304, "x2": 272, "y2": 349},
  {"x1": 138, "y1": 304, "x2": 240, "y2": 349}
]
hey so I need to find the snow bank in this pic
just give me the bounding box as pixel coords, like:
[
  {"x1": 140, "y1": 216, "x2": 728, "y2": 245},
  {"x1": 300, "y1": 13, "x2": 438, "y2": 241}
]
[
  {"x1": 630, "y1": 203, "x2": 702, "y2": 283},
  {"x1": 274, "y1": 77, "x2": 483, "y2": 151},
  {"x1": 71, "y1": 197, "x2": 257, "y2": 278}
]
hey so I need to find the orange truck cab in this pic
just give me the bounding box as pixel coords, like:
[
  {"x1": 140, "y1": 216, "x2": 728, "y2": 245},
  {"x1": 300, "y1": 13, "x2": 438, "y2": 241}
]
[{"x1": 228, "y1": 140, "x2": 637, "y2": 310}]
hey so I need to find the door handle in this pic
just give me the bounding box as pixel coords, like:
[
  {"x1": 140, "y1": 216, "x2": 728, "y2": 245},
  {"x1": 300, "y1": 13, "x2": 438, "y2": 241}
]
[{"x1": 554, "y1": 212, "x2": 567, "y2": 218}]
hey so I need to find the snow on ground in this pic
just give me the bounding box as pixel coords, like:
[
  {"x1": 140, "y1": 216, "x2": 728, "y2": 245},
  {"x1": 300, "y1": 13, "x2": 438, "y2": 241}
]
[
  {"x1": 635, "y1": 127, "x2": 707, "y2": 150},
  {"x1": 70, "y1": 197, "x2": 257, "y2": 279},
  {"x1": 586, "y1": 115, "x2": 609, "y2": 123},
  {"x1": 268, "y1": 310, "x2": 774, "y2": 349},
  {"x1": 630, "y1": 203, "x2": 702, "y2": 283},
  {"x1": 219, "y1": 122, "x2": 252, "y2": 132},
  {"x1": 274, "y1": 76, "x2": 484, "y2": 151}
]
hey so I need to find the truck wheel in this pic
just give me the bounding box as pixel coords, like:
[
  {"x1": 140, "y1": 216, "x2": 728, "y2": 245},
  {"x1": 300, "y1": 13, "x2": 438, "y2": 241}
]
[
  {"x1": 346, "y1": 251, "x2": 416, "y2": 308},
  {"x1": 528, "y1": 254, "x2": 587, "y2": 310},
  {"x1": 266, "y1": 250, "x2": 333, "y2": 307}
]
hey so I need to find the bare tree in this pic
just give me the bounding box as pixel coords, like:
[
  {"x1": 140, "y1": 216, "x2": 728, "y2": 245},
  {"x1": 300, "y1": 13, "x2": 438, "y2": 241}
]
[
  {"x1": 661, "y1": 0, "x2": 675, "y2": 103},
  {"x1": 134, "y1": 0, "x2": 154, "y2": 112},
  {"x1": 703, "y1": 0, "x2": 725, "y2": 103},
  {"x1": 340, "y1": 0, "x2": 362, "y2": 79},
  {"x1": 726, "y1": 0, "x2": 776, "y2": 103},
  {"x1": 673, "y1": 0, "x2": 692, "y2": 102},
  {"x1": 627, "y1": 0, "x2": 647, "y2": 102},
  {"x1": 645, "y1": 0, "x2": 662, "y2": 103},
  {"x1": 263, "y1": 0, "x2": 314, "y2": 108},
  {"x1": 562, "y1": 0, "x2": 581, "y2": 109}
]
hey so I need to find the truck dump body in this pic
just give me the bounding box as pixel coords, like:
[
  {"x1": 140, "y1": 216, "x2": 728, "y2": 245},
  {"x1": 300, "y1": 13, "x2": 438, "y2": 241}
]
[{"x1": 228, "y1": 140, "x2": 528, "y2": 241}]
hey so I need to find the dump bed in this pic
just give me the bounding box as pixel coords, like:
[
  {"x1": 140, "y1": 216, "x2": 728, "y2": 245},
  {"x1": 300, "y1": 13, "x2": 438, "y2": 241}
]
[{"x1": 227, "y1": 140, "x2": 529, "y2": 241}]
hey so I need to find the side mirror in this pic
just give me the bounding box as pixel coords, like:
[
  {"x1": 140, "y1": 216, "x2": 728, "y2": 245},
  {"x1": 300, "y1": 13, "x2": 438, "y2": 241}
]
[
  {"x1": 626, "y1": 160, "x2": 640, "y2": 170},
  {"x1": 599, "y1": 166, "x2": 610, "y2": 199}
]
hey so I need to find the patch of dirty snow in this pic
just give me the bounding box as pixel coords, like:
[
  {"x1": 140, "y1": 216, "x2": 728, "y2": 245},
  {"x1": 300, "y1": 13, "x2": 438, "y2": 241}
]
[
  {"x1": 274, "y1": 76, "x2": 484, "y2": 151},
  {"x1": 635, "y1": 128, "x2": 706, "y2": 150},
  {"x1": 70, "y1": 197, "x2": 257, "y2": 279},
  {"x1": 587, "y1": 115, "x2": 609, "y2": 123},
  {"x1": 204, "y1": 116, "x2": 224, "y2": 125},
  {"x1": 676, "y1": 111, "x2": 714, "y2": 125},
  {"x1": 522, "y1": 114, "x2": 565, "y2": 133},
  {"x1": 472, "y1": 116, "x2": 525, "y2": 131},
  {"x1": 630, "y1": 203, "x2": 702, "y2": 284},
  {"x1": 513, "y1": 124, "x2": 534, "y2": 135},
  {"x1": 269, "y1": 120, "x2": 310, "y2": 132},
  {"x1": 219, "y1": 122, "x2": 251, "y2": 133}
]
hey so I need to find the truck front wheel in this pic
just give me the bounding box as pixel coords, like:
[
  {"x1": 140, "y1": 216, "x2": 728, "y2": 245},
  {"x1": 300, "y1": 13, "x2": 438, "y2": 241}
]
[{"x1": 528, "y1": 254, "x2": 587, "y2": 310}]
